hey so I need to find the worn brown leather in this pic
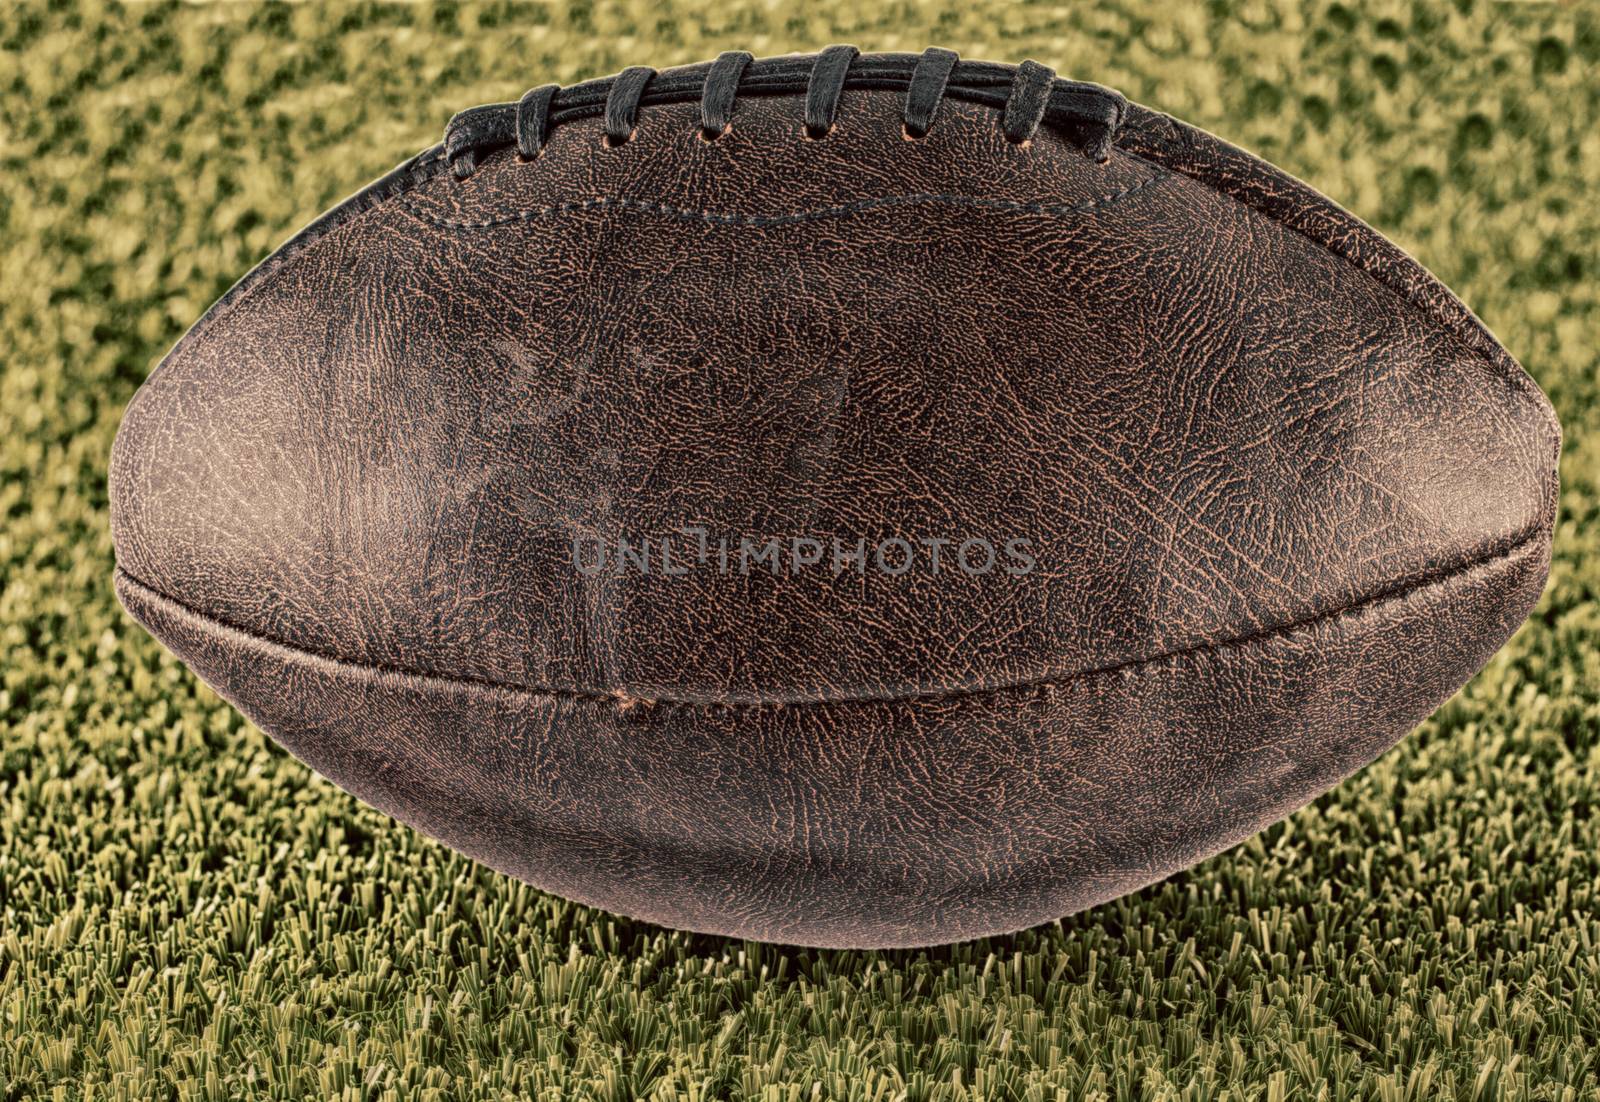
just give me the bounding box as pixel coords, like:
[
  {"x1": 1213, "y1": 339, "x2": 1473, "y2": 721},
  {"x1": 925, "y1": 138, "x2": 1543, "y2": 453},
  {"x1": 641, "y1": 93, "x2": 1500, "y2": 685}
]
[{"x1": 110, "y1": 51, "x2": 1560, "y2": 947}]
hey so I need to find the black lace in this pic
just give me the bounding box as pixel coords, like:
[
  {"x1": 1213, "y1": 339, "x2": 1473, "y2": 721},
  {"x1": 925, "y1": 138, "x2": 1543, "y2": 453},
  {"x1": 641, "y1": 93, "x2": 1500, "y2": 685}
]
[
  {"x1": 445, "y1": 48, "x2": 1127, "y2": 179},
  {"x1": 700, "y1": 51, "x2": 753, "y2": 139},
  {"x1": 603, "y1": 66, "x2": 656, "y2": 146},
  {"x1": 804, "y1": 45, "x2": 859, "y2": 138},
  {"x1": 1003, "y1": 60, "x2": 1056, "y2": 146},
  {"x1": 903, "y1": 47, "x2": 959, "y2": 139},
  {"x1": 515, "y1": 84, "x2": 558, "y2": 160}
]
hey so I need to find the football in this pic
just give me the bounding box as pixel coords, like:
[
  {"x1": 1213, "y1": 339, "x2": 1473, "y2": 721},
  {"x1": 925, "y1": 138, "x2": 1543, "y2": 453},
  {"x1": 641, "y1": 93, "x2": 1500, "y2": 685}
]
[{"x1": 109, "y1": 47, "x2": 1559, "y2": 948}]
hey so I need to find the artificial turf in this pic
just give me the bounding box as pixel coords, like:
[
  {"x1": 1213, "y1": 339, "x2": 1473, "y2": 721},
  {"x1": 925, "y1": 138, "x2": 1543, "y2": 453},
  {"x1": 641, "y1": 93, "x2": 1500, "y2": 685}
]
[{"x1": 2, "y1": 1, "x2": 1598, "y2": 1098}]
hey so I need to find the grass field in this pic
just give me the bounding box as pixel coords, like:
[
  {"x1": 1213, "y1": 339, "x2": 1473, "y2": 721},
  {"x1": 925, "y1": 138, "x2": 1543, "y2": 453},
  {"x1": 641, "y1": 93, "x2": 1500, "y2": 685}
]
[{"x1": 3, "y1": 1, "x2": 1598, "y2": 1098}]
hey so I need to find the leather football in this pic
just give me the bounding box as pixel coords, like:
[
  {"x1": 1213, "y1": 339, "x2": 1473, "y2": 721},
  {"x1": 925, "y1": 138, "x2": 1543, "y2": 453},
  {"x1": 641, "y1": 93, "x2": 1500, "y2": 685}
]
[{"x1": 109, "y1": 48, "x2": 1560, "y2": 947}]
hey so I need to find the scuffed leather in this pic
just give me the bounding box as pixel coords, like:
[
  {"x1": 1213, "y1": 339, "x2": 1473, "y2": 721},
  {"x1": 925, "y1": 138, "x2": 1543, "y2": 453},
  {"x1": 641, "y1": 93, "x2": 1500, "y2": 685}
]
[{"x1": 110, "y1": 68, "x2": 1560, "y2": 946}]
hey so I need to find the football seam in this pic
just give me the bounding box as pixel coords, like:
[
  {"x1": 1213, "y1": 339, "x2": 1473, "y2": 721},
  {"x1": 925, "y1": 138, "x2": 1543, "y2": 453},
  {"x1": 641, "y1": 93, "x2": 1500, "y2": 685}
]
[
  {"x1": 393, "y1": 170, "x2": 1167, "y2": 230},
  {"x1": 147, "y1": 90, "x2": 1548, "y2": 481},
  {"x1": 114, "y1": 521, "x2": 1547, "y2": 713},
  {"x1": 387, "y1": 141, "x2": 1555, "y2": 520}
]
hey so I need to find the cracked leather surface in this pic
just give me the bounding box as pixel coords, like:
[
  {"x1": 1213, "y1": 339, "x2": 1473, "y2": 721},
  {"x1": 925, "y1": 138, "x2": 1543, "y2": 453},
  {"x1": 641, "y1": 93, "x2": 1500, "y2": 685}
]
[{"x1": 111, "y1": 74, "x2": 1559, "y2": 946}]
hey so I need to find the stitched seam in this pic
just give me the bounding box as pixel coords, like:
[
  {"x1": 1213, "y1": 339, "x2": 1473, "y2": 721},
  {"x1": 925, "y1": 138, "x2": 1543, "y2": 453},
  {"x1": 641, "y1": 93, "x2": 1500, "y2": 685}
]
[
  {"x1": 163, "y1": 77, "x2": 1545, "y2": 467},
  {"x1": 168, "y1": 87, "x2": 1544, "y2": 479},
  {"x1": 396, "y1": 171, "x2": 1166, "y2": 231},
  {"x1": 114, "y1": 525, "x2": 1545, "y2": 713}
]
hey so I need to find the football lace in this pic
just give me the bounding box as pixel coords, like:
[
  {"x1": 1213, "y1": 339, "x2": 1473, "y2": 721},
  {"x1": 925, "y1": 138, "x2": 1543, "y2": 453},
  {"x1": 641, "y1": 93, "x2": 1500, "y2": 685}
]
[{"x1": 443, "y1": 46, "x2": 1128, "y2": 179}]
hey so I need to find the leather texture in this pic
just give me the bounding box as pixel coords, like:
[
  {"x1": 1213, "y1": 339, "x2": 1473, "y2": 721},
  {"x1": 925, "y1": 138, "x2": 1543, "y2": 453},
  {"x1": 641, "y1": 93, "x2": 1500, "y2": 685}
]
[{"x1": 110, "y1": 53, "x2": 1561, "y2": 947}]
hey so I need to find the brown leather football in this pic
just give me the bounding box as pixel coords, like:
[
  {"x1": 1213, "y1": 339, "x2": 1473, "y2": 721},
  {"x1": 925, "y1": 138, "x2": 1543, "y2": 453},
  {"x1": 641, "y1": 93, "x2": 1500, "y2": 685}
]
[{"x1": 109, "y1": 48, "x2": 1560, "y2": 947}]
